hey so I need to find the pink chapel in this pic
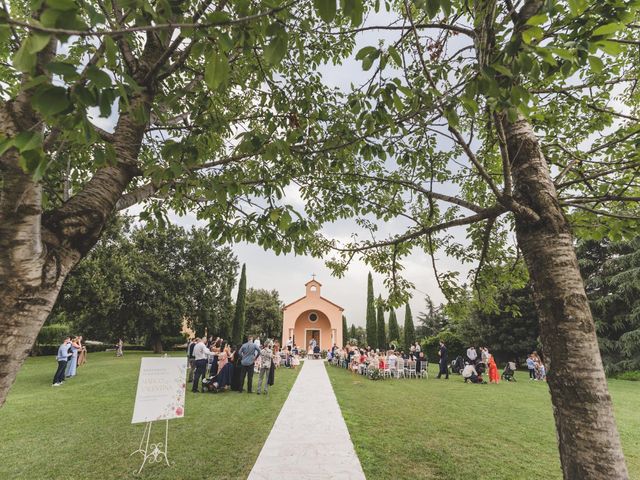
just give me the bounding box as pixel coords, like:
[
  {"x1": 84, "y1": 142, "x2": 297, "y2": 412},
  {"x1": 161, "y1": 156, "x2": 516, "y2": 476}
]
[{"x1": 281, "y1": 278, "x2": 344, "y2": 352}]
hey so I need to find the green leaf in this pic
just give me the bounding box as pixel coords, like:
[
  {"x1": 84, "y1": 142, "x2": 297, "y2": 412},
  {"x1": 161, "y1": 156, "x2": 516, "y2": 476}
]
[
  {"x1": 425, "y1": 0, "x2": 439, "y2": 18},
  {"x1": 522, "y1": 26, "x2": 544, "y2": 44},
  {"x1": 204, "y1": 50, "x2": 229, "y2": 90},
  {"x1": 342, "y1": 0, "x2": 363, "y2": 26},
  {"x1": 45, "y1": 0, "x2": 77, "y2": 11},
  {"x1": 314, "y1": 0, "x2": 337, "y2": 23},
  {"x1": 592, "y1": 22, "x2": 625, "y2": 37},
  {"x1": 31, "y1": 85, "x2": 70, "y2": 116},
  {"x1": 588, "y1": 55, "x2": 604, "y2": 73},
  {"x1": 388, "y1": 46, "x2": 402, "y2": 67},
  {"x1": 12, "y1": 41, "x2": 37, "y2": 73},
  {"x1": 567, "y1": 0, "x2": 588, "y2": 16},
  {"x1": 264, "y1": 32, "x2": 288, "y2": 65},
  {"x1": 13, "y1": 131, "x2": 43, "y2": 152},
  {"x1": 525, "y1": 14, "x2": 548, "y2": 26},
  {"x1": 492, "y1": 63, "x2": 513, "y2": 77},
  {"x1": 28, "y1": 33, "x2": 52, "y2": 54},
  {"x1": 87, "y1": 66, "x2": 112, "y2": 88},
  {"x1": 356, "y1": 46, "x2": 378, "y2": 60},
  {"x1": 46, "y1": 61, "x2": 79, "y2": 79},
  {"x1": 597, "y1": 40, "x2": 623, "y2": 56}
]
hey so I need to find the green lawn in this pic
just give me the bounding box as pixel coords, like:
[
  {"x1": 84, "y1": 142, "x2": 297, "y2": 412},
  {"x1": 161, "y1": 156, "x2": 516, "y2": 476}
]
[
  {"x1": 0, "y1": 352, "x2": 299, "y2": 480},
  {"x1": 327, "y1": 364, "x2": 640, "y2": 480}
]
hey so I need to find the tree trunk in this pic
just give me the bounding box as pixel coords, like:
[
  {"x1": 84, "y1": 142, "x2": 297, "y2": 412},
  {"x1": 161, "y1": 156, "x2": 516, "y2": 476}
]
[
  {"x1": 504, "y1": 115, "x2": 629, "y2": 479},
  {"x1": 150, "y1": 334, "x2": 164, "y2": 354}
]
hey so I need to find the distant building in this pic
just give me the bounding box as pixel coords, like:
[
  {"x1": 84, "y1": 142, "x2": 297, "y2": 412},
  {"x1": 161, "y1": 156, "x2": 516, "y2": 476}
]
[{"x1": 282, "y1": 279, "x2": 344, "y2": 351}]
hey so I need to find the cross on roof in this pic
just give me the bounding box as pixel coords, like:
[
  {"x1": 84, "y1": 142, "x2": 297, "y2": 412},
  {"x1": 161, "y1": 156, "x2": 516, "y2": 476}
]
[{"x1": 311, "y1": 273, "x2": 316, "y2": 280}]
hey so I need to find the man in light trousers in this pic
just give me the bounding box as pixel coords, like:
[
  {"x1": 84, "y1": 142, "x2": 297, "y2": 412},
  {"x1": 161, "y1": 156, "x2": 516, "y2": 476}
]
[{"x1": 257, "y1": 342, "x2": 273, "y2": 395}]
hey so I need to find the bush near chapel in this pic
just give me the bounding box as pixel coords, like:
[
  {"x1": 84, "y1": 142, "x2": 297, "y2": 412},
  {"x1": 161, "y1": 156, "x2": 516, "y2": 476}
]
[{"x1": 422, "y1": 331, "x2": 465, "y2": 364}]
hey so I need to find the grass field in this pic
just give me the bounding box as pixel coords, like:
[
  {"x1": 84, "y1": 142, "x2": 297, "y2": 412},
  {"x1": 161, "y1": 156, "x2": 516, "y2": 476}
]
[
  {"x1": 327, "y1": 364, "x2": 640, "y2": 480},
  {"x1": 0, "y1": 352, "x2": 299, "y2": 480}
]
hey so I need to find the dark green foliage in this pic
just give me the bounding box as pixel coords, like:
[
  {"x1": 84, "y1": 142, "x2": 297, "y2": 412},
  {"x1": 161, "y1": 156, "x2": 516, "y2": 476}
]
[
  {"x1": 376, "y1": 296, "x2": 386, "y2": 349},
  {"x1": 416, "y1": 296, "x2": 449, "y2": 339},
  {"x1": 579, "y1": 237, "x2": 640, "y2": 374},
  {"x1": 245, "y1": 288, "x2": 283, "y2": 339},
  {"x1": 342, "y1": 315, "x2": 348, "y2": 346},
  {"x1": 365, "y1": 272, "x2": 377, "y2": 348},
  {"x1": 454, "y1": 286, "x2": 540, "y2": 363},
  {"x1": 51, "y1": 217, "x2": 238, "y2": 352},
  {"x1": 231, "y1": 264, "x2": 247, "y2": 346},
  {"x1": 403, "y1": 303, "x2": 415, "y2": 350},
  {"x1": 350, "y1": 323, "x2": 357, "y2": 341},
  {"x1": 388, "y1": 309, "x2": 400, "y2": 345},
  {"x1": 421, "y1": 331, "x2": 466, "y2": 364}
]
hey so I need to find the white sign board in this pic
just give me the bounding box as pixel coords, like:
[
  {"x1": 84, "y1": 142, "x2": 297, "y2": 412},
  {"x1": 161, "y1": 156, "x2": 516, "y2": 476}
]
[{"x1": 131, "y1": 357, "x2": 187, "y2": 424}]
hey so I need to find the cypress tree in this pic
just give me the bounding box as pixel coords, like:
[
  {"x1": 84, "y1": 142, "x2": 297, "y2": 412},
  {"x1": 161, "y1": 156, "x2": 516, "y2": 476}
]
[
  {"x1": 388, "y1": 309, "x2": 400, "y2": 345},
  {"x1": 342, "y1": 315, "x2": 348, "y2": 346},
  {"x1": 376, "y1": 296, "x2": 386, "y2": 350},
  {"x1": 231, "y1": 264, "x2": 247, "y2": 345},
  {"x1": 365, "y1": 272, "x2": 377, "y2": 348},
  {"x1": 350, "y1": 323, "x2": 357, "y2": 342},
  {"x1": 404, "y1": 303, "x2": 415, "y2": 350}
]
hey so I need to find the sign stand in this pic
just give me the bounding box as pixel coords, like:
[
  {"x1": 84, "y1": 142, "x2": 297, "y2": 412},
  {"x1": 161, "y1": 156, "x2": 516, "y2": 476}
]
[
  {"x1": 130, "y1": 420, "x2": 170, "y2": 474},
  {"x1": 130, "y1": 356, "x2": 186, "y2": 475}
]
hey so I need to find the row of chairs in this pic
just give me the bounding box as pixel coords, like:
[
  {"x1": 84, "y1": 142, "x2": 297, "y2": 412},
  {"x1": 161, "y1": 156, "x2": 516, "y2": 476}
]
[
  {"x1": 377, "y1": 359, "x2": 428, "y2": 379},
  {"x1": 330, "y1": 356, "x2": 428, "y2": 379}
]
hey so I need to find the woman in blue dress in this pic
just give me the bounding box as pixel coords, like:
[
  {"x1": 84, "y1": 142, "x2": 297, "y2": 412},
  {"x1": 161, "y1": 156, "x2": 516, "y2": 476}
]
[{"x1": 65, "y1": 336, "x2": 80, "y2": 378}]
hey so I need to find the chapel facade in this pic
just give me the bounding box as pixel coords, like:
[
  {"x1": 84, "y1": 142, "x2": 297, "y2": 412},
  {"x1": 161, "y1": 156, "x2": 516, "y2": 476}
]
[{"x1": 281, "y1": 279, "x2": 344, "y2": 352}]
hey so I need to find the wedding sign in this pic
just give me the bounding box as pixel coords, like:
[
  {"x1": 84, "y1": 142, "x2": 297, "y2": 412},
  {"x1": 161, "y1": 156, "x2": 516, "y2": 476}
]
[{"x1": 131, "y1": 357, "x2": 187, "y2": 424}]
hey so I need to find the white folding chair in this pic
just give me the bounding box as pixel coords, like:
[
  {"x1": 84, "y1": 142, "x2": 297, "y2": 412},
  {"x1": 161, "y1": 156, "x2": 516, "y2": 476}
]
[
  {"x1": 396, "y1": 358, "x2": 405, "y2": 378},
  {"x1": 419, "y1": 361, "x2": 429, "y2": 379},
  {"x1": 406, "y1": 360, "x2": 417, "y2": 378}
]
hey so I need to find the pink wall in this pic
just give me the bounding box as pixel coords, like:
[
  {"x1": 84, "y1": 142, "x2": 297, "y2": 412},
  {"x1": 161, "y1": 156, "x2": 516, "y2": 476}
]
[{"x1": 282, "y1": 280, "x2": 343, "y2": 351}]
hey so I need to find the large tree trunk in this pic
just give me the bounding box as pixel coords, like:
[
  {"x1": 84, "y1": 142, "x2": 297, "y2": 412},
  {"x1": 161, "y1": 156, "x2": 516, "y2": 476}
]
[
  {"x1": 504, "y1": 115, "x2": 629, "y2": 479},
  {"x1": 0, "y1": 91, "x2": 151, "y2": 406}
]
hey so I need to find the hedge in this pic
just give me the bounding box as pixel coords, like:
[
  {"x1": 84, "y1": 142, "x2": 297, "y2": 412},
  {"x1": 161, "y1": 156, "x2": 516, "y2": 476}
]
[{"x1": 421, "y1": 331, "x2": 466, "y2": 364}]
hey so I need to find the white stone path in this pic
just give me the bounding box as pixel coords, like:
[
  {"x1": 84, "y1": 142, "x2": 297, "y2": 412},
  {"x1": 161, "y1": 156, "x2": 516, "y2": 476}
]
[{"x1": 247, "y1": 359, "x2": 366, "y2": 480}]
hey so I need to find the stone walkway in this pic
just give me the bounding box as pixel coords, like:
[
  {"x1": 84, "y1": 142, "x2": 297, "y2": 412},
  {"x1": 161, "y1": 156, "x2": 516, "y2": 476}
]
[{"x1": 247, "y1": 359, "x2": 366, "y2": 480}]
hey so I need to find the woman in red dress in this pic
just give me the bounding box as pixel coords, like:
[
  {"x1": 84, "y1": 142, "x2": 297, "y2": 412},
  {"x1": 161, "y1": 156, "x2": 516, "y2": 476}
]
[{"x1": 488, "y1": 354, "x2": 500, "y2": 383}]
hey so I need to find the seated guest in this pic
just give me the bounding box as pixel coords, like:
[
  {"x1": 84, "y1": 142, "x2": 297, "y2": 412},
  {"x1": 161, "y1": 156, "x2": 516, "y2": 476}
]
[
  {"x1": 416, "y1": 351, "x2": 427, "y2": 373},
  {"x1": 462, "y1": 363, "x2": 483, "y2": 384}
]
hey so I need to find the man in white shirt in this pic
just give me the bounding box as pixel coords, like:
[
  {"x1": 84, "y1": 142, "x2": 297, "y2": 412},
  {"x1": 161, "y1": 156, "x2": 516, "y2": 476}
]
[
  {"x1": 462, "y1": 363, "x2": 479, "y2": 383},
  {"x1": 192, "y1": 338, "x2": 213, "y2": 393},
  {"x1": 466, "y1": 346, "x2": 478, "y2": 364}
]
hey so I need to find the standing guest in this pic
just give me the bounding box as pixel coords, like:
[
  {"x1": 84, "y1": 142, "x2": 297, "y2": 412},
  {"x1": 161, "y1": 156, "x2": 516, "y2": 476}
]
[
  {"x1": 291, "y1": 352, "x2": 300, "y2": 369},
  {"x1": 466, "y1": 346, "x2": 477, "y2": 364},
  {"x1": 437, "y1": 341, "x2": 449, "y2": 379},
  {"x1": 268, "y1": 343, "x2": 279, "y2": 386},
  {"x1": 416, "y1": 351, "x2": 427, "y2": 374},
  {"x1": 76, "y1": 336, "x2": 87, "y2": 367},
  {"x1": 488, "y1": 353, "x2": 500, "y2": 383},
  {"x1": 65, "y1": 336, "x2": 81, "y2": 378},
  {"x1": 415, "y1": 342, "x2": 421, "y2": 354},
  {"x1": 238, "y1": 336, "x2": 260, "y2": 393},
  {"x1": 52, "y1": 337, "x2": 71, "y2": 386},
  {"x1": 480, "y1": 347, "x2": 489, "y2": 365},
  {"x1": 187, "y1": 338, "x2": 197, "y2": 382},
  {"x1": 192, "y1": 337, "x2": 214, "y2": 393},
  {"x1": 286, "y1": 337, "x2": 293, "y2": 351},
  {"x1": 231, "y1": 345, "x2": 244, "y2": 391},
  {"x1": 254, "y1": 336, "x2": 261, "y2": 348},
  {"x1": 257, "y1": 342, "x2": 274, "y2": 395},
  {"x1": 526, "y1": 354, "x2": 536, "y2": 380},
  {"x1": 116, "y1": 338, "x2": 124, "y2": 357}
]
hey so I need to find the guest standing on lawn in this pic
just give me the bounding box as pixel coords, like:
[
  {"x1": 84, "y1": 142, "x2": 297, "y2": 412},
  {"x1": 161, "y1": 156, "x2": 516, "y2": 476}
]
[
  {"x1": 238, "y1": 336, "x2": 260, "y2": 393},
  {"x1": 192, "y1": 337, "x2": 214, "y2": 393},
  {"x1": 76, "y1": 336, "x2": 87, "y2": 367},
  {"x1": 116, "y1": 338, "x2": 124, "y2": 357},
  {"x1": 437, "y1": 341, "x2": 449, "y2": 379},
  {"x1": 65, "y1": 336, "x2": 81, "y2": 378},
  {"x1": 52, "y1": 337, "x2": 71, "y2": 386},
  {"x1": 257, "y1": 342, "x2": 273, "y2": 395}
]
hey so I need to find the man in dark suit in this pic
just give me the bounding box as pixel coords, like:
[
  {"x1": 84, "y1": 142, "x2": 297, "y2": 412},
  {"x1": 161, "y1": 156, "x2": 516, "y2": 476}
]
[{"x1": 437, "y1": 341, "x2": 449, "y2": 379}]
